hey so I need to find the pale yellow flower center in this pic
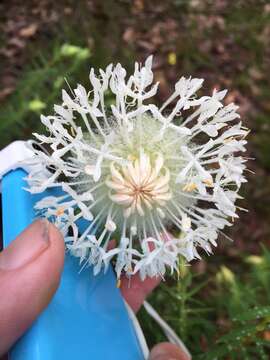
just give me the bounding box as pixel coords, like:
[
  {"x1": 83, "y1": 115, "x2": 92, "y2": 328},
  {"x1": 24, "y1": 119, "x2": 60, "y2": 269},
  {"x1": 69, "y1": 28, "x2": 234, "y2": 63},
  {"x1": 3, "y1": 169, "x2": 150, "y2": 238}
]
[{"x1": 106, "y1": 152, "x2": 172, "y2": 218}]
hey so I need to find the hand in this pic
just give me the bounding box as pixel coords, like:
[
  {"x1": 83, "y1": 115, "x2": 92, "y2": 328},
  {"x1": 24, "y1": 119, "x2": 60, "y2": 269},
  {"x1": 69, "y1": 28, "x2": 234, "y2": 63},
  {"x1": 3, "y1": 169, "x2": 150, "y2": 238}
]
[{"x1": 0, "y1": 220, "x2": 190, "y2": 359}]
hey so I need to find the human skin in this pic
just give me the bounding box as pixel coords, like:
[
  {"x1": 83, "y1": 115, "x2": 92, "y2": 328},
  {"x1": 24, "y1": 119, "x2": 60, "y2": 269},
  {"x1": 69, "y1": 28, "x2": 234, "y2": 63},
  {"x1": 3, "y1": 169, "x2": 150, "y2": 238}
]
[{"x1": 0, "y1": 219, "x2": 190, "y2": 359}]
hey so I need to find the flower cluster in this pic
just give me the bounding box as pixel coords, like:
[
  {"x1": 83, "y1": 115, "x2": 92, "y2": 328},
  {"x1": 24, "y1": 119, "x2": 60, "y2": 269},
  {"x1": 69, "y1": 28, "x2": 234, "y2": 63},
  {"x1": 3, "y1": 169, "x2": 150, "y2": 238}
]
[{"x1": 26, "y1": 56, "x2": 248, "y2": 279}]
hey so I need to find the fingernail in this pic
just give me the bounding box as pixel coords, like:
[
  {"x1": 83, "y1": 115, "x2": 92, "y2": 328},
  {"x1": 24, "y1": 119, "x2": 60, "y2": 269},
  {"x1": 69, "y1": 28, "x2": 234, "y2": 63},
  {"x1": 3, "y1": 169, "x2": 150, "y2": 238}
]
[{"x1": 0, "y1": 219, "x2": 50, "y2": 270}]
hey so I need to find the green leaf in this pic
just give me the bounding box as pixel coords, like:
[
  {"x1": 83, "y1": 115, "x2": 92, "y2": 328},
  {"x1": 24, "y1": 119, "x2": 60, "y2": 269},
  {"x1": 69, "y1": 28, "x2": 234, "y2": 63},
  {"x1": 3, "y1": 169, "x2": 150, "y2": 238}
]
[{"x1": 233, "y1": 306, "x2": 270, "y2": 322}]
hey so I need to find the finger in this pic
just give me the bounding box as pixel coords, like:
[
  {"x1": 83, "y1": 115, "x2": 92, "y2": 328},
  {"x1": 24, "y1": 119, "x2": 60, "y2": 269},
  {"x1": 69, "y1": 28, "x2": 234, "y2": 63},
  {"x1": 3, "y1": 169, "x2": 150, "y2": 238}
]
[
  {"x1": 149, "y1": 342, "x2": 191, "y2": 360},
  {"x1": 0, "y1": 219, "x2": 65, "y2": 355},
  {"x1": 120, "y1": 273, "x2": 161, "y2": 313}
]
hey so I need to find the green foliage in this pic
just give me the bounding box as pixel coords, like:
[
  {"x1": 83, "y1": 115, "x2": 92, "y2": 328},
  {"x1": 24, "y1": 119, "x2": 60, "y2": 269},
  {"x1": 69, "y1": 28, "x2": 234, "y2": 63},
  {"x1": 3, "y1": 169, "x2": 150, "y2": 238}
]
[
  {"x1": 139, "y1": 248, "x2": 270, "y2": 359},
  {"x1": 0, "y1": 43, "x2": 91, "y2": 148}
]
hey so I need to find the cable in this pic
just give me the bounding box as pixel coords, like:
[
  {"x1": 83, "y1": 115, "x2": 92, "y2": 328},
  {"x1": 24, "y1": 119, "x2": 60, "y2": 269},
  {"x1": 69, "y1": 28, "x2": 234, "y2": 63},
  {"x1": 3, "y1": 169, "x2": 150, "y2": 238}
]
[
  {"x1": 124, "y1": 301, "x2": 149, "y2": 359},
  {"x1": 125, "y1": 299, "x2": 191, "y2": 360},
  {"x1": 143, "y1": 300, "x2": 191, "y2": 359}
]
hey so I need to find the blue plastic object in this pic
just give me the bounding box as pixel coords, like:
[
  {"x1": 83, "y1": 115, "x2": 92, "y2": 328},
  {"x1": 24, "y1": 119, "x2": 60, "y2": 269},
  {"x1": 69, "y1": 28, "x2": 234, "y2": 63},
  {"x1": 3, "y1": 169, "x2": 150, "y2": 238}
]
[{"x1": 1, "y1": 169, "x2": 143, "y2": 360}]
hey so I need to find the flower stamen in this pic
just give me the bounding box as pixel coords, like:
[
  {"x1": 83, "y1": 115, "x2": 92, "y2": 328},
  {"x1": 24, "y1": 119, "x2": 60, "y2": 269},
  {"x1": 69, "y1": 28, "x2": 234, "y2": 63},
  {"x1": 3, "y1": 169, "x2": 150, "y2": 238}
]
[
  {"x1": 182, "y1": 183, "x2": 197, "y2": 192},
  {"x1": 107, "y1": 151, "x2": 172, "y2": 218}
]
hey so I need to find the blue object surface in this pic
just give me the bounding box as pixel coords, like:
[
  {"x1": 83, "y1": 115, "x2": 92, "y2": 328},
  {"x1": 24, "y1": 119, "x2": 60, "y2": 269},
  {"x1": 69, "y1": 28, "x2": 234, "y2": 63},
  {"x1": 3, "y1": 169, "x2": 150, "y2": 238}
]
[{"x1": 1, "y1": 169, "x2": 143, "y2": 360}]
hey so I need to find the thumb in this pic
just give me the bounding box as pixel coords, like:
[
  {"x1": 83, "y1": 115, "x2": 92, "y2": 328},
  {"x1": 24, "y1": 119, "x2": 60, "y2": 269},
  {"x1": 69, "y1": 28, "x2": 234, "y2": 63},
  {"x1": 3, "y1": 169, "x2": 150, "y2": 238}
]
[
  {"x1": 0, "y1": 219, "x2": 65, "y2": 355},
  {"x1": 149, "y1": 342, "x2": 191, "y2": 360}
]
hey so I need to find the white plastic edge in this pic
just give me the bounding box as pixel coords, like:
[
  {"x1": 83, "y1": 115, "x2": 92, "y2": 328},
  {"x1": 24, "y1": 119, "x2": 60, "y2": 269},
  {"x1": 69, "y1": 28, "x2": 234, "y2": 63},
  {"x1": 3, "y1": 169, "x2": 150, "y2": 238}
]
[
  {"x1": 0, "y1": 141, "x2": 35, "y2": 178},
  {"x1": 0, "y1": 141, "x2": 36, "y2": 192}
]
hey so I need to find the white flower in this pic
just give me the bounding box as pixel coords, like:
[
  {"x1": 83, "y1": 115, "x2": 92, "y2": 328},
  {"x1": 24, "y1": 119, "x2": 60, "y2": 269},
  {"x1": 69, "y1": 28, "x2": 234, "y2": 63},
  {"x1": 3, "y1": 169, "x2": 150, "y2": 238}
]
[
  {"x1": 26, "y1": 56, "x2": 249, "y2": 279},
  {"x1": 134, "y1": 237, "x2": 180, "y2": 280}
]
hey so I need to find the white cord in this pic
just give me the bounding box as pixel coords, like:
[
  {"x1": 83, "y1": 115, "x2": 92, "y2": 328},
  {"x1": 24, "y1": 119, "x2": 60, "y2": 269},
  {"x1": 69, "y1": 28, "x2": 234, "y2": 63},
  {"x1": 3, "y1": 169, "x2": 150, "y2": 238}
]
[
  {"x1": 143, "y1": 301, "x2": 191, "y2": 359},
  {"x1": 125, "y1": 299, "x2": 191, "y2": 360},
  {"x1": 124, "y1": 301, "x2": 149, "y2": 359}
]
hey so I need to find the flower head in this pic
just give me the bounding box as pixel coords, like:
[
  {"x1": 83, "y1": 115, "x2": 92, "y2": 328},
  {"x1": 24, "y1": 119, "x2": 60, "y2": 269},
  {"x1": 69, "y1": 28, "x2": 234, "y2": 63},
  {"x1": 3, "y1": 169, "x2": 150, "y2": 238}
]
[{"x1": 26, "y1": 56, "x2": 248, "y2": 279}]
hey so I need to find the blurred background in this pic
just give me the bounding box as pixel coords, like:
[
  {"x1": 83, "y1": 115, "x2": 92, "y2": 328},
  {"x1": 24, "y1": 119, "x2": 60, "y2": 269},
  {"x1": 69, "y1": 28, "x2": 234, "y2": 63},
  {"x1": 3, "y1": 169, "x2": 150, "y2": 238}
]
[{"x1": 1, "y1": 1, "x2": 270, "y2": 358}]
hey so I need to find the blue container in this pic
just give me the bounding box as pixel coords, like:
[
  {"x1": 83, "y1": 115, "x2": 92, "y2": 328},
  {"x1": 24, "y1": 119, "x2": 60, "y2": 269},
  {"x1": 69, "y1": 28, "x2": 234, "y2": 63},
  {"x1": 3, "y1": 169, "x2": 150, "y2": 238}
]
[{"x1": 1, "y1": 169, "x2": 143, "y2": 360}]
